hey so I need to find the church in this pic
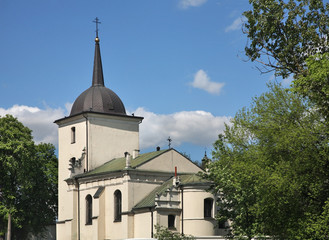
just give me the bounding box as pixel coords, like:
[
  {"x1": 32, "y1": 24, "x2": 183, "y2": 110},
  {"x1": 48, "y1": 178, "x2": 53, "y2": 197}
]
[{"x1": 55, "y1": 27, "x2": 225, "y2": 239}]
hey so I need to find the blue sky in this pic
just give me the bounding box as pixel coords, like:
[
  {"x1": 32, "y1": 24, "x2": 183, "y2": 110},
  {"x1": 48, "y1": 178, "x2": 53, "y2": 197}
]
[{"x1": 0, "y1": 0, "x2": 285, "y2": 162}]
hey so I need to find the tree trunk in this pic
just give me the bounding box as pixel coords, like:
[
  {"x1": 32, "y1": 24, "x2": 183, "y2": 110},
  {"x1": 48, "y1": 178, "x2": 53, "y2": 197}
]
[{"x1": 7, "y1": 213, "x2": 11, "y2": 240}]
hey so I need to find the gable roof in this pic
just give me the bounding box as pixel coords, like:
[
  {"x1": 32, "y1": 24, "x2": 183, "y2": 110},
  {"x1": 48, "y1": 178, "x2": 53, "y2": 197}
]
[
  {"x1": 133, "y1": 174, "x2": 211, "y2": 210},
  {"x1": 77, "y1": 149, "x2": 170, "y2": 178}
]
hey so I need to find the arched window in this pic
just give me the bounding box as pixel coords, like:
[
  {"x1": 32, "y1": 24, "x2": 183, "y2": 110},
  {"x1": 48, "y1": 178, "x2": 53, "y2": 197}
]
[
  {"x1": 71, "y1": 127, "x2": 76, "y2": 144},
  {"x1": 204, "y1": 198, "x2": 213, "y2": 218},
  {"x1": 114, "y1": 190, "x2": 122, "y2": 222},
  {"x1": 86, "y1": 195, "x2": 92, "y2": 225},
  {"x1": 168, "y1": 214, "x2": 176, "y2": 229}
]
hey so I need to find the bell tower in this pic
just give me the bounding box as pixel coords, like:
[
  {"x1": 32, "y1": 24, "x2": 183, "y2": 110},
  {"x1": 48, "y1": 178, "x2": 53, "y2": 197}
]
[{"x1": 55, "y1": 20, "x2": 143, "y2": 238}]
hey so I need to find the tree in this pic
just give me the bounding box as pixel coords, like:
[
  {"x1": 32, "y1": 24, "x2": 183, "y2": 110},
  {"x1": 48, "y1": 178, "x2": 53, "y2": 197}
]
[
  {"x1": 293, "y1": 53, "x2": 329, "y2": 118},
  {"x1": 203, "y1": 83, "x2": 329, "y2": 239},
  {"x1": 0, "y1": 115, "x2": 58, "y2": 239},
  {"x1": 243, "y1": 0, "x2": 329, "y2": 78},
  {"x1": 243, "y1": 0, "x2": 329, "y2": 122},
  {"x1": 154, "y1": 225, "x2": 195, "y2": 240}
]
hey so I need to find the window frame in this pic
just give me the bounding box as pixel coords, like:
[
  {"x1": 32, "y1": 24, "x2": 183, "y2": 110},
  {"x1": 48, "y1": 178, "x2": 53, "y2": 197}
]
[
  {"x1": 168, "y1": 214, "x2": 176, "y2": 230},
  {"x1": 114, "y1": 190, "x2": 122, "y2": 222},
  {"x1": 204, "y1": 198, "x2": 213, "y2": 218},
  {"x1": 85, "y1": 194, "x2": 93, "y2": 225},
  {"x1": 71, "y1": 127, "x2": 76, "y2": 144}
]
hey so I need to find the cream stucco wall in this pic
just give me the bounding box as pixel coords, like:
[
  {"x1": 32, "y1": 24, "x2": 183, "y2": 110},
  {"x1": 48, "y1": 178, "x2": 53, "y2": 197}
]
[
  {"x1": 98, "y1": 189, "x2": 105, "y2": 240},
  {"x1": 127, "y1": 172, "x2": 169, "y2": 209},
  {"x1": 57, "y1": 116, "x2": 87, "y2": 240},
  {"x1": 87, "y1": 114, "x2": 141, "y2": 171},
  {"x1": 139, "y1": 150, "x2": 201, "y2": 174},
  {"x1": 182, "y1": 187, "x2": 218, "y2": 236},
  {"x1": 134, "y1": 211, "x2": 153, "y2": 238},
  {"x1": 156, "y1": 210, "x2": 181, "y2": 233}
]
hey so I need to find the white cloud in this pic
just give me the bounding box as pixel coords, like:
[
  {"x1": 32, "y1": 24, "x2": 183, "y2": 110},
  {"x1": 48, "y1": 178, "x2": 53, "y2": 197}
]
[
  {"x1": 190, "y1": 69, "x2": 225, "y2": 95},
  {"x1": 0, "y1": 104, "x2": 67, "y2": 146},
  {"x1": 133, "y1": 107, "x2": 231, "y2": 149},
  {"x1": 225, "y1": 16, "x2": 246, "y2": 32},
  {"x1": 179, "y1": 0, "x2": 207, "y2": 9},
  {"x1": 0, "y1": 104, "x2": 230, "y2": 154}
]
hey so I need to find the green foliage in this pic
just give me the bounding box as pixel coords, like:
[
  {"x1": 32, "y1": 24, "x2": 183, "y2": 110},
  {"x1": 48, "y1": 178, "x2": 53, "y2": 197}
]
[
  {"x1": 293, "y1": 53, "x2": 329, "y2": 118},
  {"x1": 0, "y1": 115, "x2": 58, "y2": 239},
  {"x1": 154, "y1": 225, "x2": 195, "y2": 240},
  {"x1": 243, "y1": 0, "x2": 329, "y2": 78},
  {"x1": 204, "y1": 83, "x2": 329, "y2": 239}
]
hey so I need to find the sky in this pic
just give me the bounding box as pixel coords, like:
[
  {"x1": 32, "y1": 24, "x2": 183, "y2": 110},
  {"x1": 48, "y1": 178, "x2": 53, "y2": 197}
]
[{"x1": 0, "y1": 0, "x2": 289, "y2": 162}]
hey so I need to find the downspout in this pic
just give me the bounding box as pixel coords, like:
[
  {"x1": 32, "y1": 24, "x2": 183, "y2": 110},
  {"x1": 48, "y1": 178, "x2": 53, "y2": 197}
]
[
  {"x1": 181, "y1": 186, "x2": 184, "y2": 235},
  {"x1": 76, "y1": 178, "x2": 81, "y2": 240},
  {"x1": 83, "y1": 114, "x2": 89, "y2": 172},
  {"x1": 150, "y1": 207, "x2": 154, "y2": 238}
]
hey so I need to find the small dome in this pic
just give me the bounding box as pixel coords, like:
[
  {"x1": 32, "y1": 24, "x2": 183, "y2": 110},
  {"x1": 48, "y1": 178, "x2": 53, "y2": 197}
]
[{"x1": 70, "y1": 85, "x2": 126, "y2": 116}]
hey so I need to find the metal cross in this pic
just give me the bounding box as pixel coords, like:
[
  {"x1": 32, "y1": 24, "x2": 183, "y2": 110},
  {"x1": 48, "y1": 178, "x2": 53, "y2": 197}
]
[
  {"x1": 167, "y1": 136, "x2": 172, "y2": 149},
  {"x1": 93, "y1": 17, "x2": 101, "y2": 38}
]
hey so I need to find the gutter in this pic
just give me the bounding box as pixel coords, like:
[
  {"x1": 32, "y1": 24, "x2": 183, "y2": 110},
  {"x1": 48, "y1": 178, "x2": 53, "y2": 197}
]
[
  {"x1": 181, "y1": 186, "x2": 184, "y2": 235},
  {"x1": 150, "y1": 207, "x2": 154, "y2": 238},
  {"x1": 75, "y1": 178, "x2": 81, "y2": 240},
  {"x1": 82, "y1": 114, "x2": 89, "y2": 172}
]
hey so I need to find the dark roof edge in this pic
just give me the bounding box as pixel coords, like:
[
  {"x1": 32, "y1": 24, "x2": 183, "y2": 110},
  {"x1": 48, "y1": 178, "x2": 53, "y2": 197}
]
[
  {"x1": 132, "y1": 206, "x2": 156, "y2": 212},
  {"x1": 67, "y1": 169, "x2": 177, "y2": 182},
  {"x1": 54, "y1": 111, "x2": 143, "y2": 124}
]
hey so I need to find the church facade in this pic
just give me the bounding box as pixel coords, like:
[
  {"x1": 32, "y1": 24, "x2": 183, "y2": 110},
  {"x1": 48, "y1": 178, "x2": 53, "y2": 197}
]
[{"x1": 55, "y1": 34, "x2": 225, "y2": 239}]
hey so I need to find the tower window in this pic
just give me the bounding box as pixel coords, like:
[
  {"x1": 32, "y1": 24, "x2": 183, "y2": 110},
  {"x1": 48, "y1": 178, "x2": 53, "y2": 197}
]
[
  {"x1": 168, "y1": 215, "x2": 176, "y2": 229},
  {"x1": 114, "y1": 190, "x2": 122, "y2": 222},
  {"x1": 71, "y1": 127, "x2": 76, "y2": 144},
  {"x1": 204, "y1": 198, "x2": 213, "y2": 218},
  {"x1": 86, "y1": 195, "x2": 92, "y2": 225}
]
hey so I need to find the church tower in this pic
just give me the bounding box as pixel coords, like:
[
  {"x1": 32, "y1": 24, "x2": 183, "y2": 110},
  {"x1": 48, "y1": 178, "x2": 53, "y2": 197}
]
[
  {"x1": 55, "y1": 23, "x2": 143, "y2": 238},
  {"x1": 55, "y1": 25, "x2": 143, "y2": 173}
]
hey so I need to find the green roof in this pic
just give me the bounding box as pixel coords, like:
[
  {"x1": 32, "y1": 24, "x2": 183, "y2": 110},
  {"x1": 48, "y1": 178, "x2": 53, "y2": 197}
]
[
  {"x1": 179, "y1": 174, "x2": 210, "y2": 185},
  {"x1": 133, "y1": 177, "x2": 174, "y2": 209},
  {"x1": 78, "y1": 149, "x2": 169, "y2": 177},
  {"x1": 133, "y1": 174, "x2": 210, "y2": 210}
]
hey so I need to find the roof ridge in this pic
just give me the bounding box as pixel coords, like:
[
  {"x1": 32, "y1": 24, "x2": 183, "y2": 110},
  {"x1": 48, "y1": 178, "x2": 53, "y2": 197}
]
[
  {"x1": 133, "y1": 149, "x2": 170, "y2": 168},
  {"x1": 75, "y1": 149, "x2": 171, "y2": 177}
]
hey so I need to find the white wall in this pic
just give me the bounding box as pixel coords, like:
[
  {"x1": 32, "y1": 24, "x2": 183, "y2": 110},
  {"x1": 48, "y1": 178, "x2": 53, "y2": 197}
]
[
  {"x1": 139, "y1": 150, "x2": 201, "y2": 174},
  {"x1": 183, "y1": 187, "x2": 217, "y2": 236},
  {"x1": 88, "y1": 114, "x2": 141, "y2": 170},
  {"x1": 134, "y1": 212, "x2": 153, "y2": 238}
]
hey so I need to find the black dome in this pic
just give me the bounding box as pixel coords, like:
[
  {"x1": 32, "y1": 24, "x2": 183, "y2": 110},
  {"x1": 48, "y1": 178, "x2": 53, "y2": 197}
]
[
  {"x1": 69, "y1": 37, "x2": 126, "y2": 116},
  {"x1": 70, "y1": 85, "x2": 126, "y2": 116}
]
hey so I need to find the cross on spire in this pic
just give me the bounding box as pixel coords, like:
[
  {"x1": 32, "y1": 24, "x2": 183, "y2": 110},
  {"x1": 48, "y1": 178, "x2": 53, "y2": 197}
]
[
  {"x1": 93, "y1": 17, "x2": 101, "y2": 38},
  {"x1": 167, "y1": 136, "x2": 172, "y2": 149}
]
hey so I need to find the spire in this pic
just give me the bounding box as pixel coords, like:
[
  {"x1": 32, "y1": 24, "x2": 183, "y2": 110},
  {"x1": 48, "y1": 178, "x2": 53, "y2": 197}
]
[
  {"x1": 92, "y1": 17, "x2": 104, "y2": 87},
  {"x1": 201, "y1": 151, "x2": 210, "y2": 170}
]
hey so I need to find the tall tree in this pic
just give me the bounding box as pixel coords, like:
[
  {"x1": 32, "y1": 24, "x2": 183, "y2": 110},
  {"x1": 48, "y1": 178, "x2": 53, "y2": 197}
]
[
  {"x1": 243, "y1": 0, "x2": 329, "y2": 78},
  {"x1": 243, "y1": 0, "x2": 329, "y2": 120},
  {"x1": 293, "y1": 53, "x2": 329, "y2": 118},
  {"x1": 204, "y1": 83, "x2": 329, "y2": 239},
  {"x1": 0, "y1": 115, "x2": 57, "y2": 239}
]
